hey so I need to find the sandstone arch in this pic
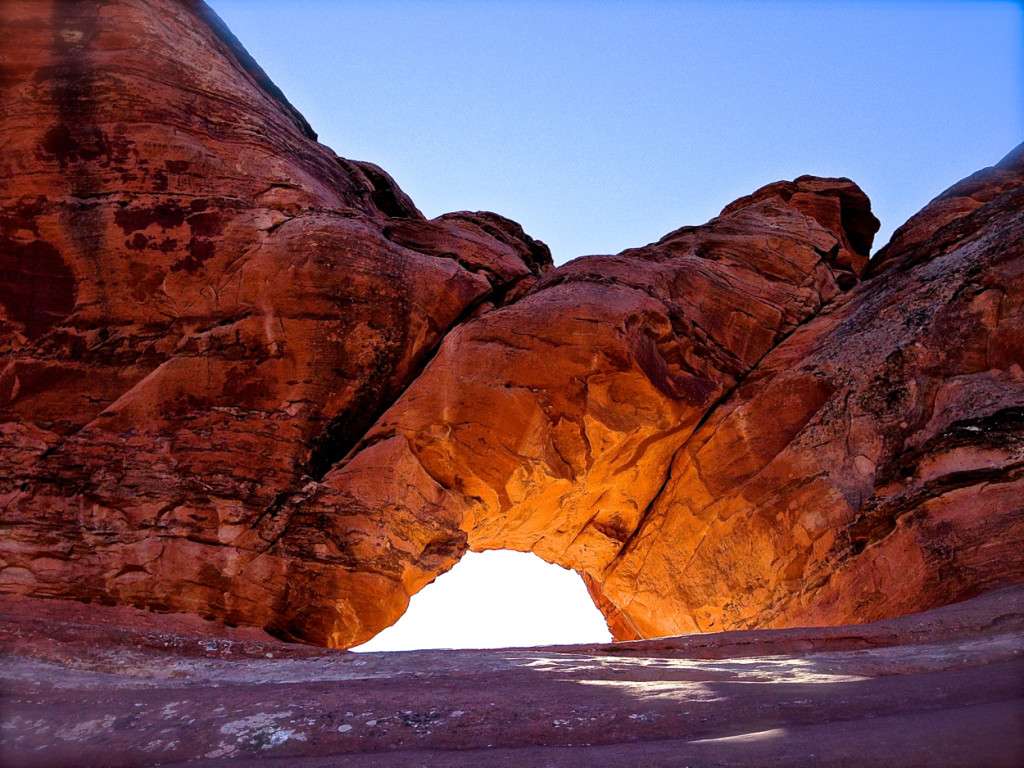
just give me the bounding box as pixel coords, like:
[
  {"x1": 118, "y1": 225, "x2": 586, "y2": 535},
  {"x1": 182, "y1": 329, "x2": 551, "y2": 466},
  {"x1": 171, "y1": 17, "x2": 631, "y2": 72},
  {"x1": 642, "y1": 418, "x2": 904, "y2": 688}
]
[
  {"x1": 262, "y1": 172, "x2": 886, "y2": 647},
  {"x1": 2, "y1": 0, "x2": 1022, "y2": 649}
]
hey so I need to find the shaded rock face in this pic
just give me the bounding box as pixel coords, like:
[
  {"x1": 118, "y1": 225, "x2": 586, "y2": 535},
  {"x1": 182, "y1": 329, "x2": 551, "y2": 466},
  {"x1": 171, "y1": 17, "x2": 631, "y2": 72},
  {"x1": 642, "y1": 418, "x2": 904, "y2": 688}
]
[
  {"x1": 0, "y1": 0, "x2": 1021, "y2": 648},
  {"x1": 0, "y1": 0, "x2": 550, "y2": 645}
]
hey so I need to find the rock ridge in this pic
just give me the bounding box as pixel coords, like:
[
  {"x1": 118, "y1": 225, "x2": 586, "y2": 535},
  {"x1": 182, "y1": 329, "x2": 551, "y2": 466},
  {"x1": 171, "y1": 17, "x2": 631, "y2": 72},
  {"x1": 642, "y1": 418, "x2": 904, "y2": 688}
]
[{"x1": 0, "y1": 0, "x2": 549, "y2": 645}]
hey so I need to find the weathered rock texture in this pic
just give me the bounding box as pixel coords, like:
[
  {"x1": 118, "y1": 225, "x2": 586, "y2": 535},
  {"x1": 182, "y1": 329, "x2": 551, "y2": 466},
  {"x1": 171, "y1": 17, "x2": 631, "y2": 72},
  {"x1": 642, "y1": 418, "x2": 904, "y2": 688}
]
[
  {"x1": 595, "y1": 145, "x2": 1024, "y2": 638},
  {"x1": 0, "y1": 0, "x2": 550, "y2": 644},
  {"x1": 316, "y1": 146, "x2": 1024, "y2": 645},
  {"x1": 1, "y1": 0, "x2": 1023, "y2": 648},
  {"x1": 2, "y1": 587, "x2": 1023, "y2": 767}
]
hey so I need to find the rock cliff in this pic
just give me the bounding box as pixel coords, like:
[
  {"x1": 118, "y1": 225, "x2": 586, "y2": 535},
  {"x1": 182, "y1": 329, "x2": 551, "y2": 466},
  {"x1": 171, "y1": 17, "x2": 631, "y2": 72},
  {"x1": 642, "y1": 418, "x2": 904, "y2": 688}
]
[
  {"x1": 596, "y1": 146, "x2": 1024, "y2": 638},
  {"x1": 1, "y1": 0, "x2": 1021, "y2": 648},
  {"x1": 0, "y1": 0, "x2": 549, "y2": 645}
]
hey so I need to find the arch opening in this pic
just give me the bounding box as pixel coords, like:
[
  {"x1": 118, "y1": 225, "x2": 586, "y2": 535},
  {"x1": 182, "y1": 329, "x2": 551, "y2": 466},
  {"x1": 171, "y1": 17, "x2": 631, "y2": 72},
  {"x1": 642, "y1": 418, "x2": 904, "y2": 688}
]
[{"x1": 352, "y1": 550, "x2": 612, "y2": 652}]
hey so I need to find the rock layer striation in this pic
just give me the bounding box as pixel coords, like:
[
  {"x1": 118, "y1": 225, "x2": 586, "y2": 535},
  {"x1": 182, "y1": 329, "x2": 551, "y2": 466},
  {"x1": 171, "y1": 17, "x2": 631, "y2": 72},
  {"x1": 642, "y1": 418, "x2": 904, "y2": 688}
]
[
  {"x1": 0, "y1": 0, "x2": 550, "y2": 645},
  {"x1": 1, "y1": 0, "x2": 1022, "y2": 647}
]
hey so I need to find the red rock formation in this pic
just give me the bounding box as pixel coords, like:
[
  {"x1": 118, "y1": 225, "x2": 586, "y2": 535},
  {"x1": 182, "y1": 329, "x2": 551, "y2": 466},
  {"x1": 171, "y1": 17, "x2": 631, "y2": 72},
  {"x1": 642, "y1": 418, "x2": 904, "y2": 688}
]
[
  {"x1": 1, "y1": 0, "x2": 1021, "y2": 649},
  {"x1": 595, "y1": 145, "x2": 1024, "y2": 637},
  {"x1": 288, "y1": 174, "x2": 879, "y2": 645},
  {"x1": 0, "y1": 0, "x2": 549, "y2": 643},
  {"x1": 321, "y1": 144, "x2": 1022, "y2": 646}
]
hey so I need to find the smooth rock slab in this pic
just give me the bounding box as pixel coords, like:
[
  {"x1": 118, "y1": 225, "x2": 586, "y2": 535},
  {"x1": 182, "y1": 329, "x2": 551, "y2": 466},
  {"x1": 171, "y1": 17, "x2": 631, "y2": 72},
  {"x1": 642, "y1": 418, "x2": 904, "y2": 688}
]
[{"x1": 1, "y1": 587, "x2": 1022, "y2": 767}]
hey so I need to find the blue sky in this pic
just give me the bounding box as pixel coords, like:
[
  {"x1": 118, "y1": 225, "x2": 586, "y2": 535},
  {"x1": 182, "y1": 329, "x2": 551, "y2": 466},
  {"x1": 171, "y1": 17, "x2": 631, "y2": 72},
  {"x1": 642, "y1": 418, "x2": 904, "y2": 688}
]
[
  {"x1": 210, "y1": 1, "x2": 1023, "y2": 649},
  {"x1": 213, "y1": 0, "x2": 1022, "y2": 265}
]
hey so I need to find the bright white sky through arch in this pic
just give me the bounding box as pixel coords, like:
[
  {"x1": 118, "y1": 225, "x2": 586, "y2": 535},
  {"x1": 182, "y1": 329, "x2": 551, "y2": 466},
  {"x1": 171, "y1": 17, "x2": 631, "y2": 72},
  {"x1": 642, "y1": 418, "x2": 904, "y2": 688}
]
[
  {"x1": 352, "y1": 551, "x2": 613, "y2": 651},
  {"x1": 209, "y1": 0, "x2": 1023, "y2": 651}
]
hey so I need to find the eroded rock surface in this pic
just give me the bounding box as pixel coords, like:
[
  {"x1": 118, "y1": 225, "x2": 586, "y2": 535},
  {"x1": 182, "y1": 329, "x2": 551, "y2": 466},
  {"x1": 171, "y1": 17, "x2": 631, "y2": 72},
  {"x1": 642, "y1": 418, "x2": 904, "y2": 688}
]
[
  {"x1": 1, "y1": 0, "x2": 1022, "y2": 649},
  {"x1": 316, "y1": 144, "x2": 1023, "y2": 645},
  {"x1": 0, "y1": 0, "x2": 549, "y2": 644},
  {"x1": 596, "y1": 147, "x2": 1024, "y2": 637},
  {"x1": 298, "y1": 174, "x2": 880, "y2": 645}
]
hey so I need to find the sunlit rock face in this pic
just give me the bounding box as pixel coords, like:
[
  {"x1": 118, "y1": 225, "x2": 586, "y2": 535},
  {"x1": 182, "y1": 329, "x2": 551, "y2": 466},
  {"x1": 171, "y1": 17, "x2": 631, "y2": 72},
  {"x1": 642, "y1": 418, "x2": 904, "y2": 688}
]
[
  {"x1": 338, "y1": 147, "x2": 1023, "y2": 645},
  {"x1": 325, "y1": 175, "x2": 881, "y2": 646},
  {"x1": 597, "y1": 145, "x2": 1024, "y2": 638},
  {"x1": 1, "y1": 0, "x2": 1021, "y2": 648}
]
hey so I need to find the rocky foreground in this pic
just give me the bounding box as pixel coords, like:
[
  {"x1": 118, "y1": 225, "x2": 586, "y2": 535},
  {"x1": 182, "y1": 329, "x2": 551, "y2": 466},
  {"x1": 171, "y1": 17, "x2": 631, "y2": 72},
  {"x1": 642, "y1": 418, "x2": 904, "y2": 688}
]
[{"x1": 1, "y1": 587, "x2": 1022, "y2": 767}]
